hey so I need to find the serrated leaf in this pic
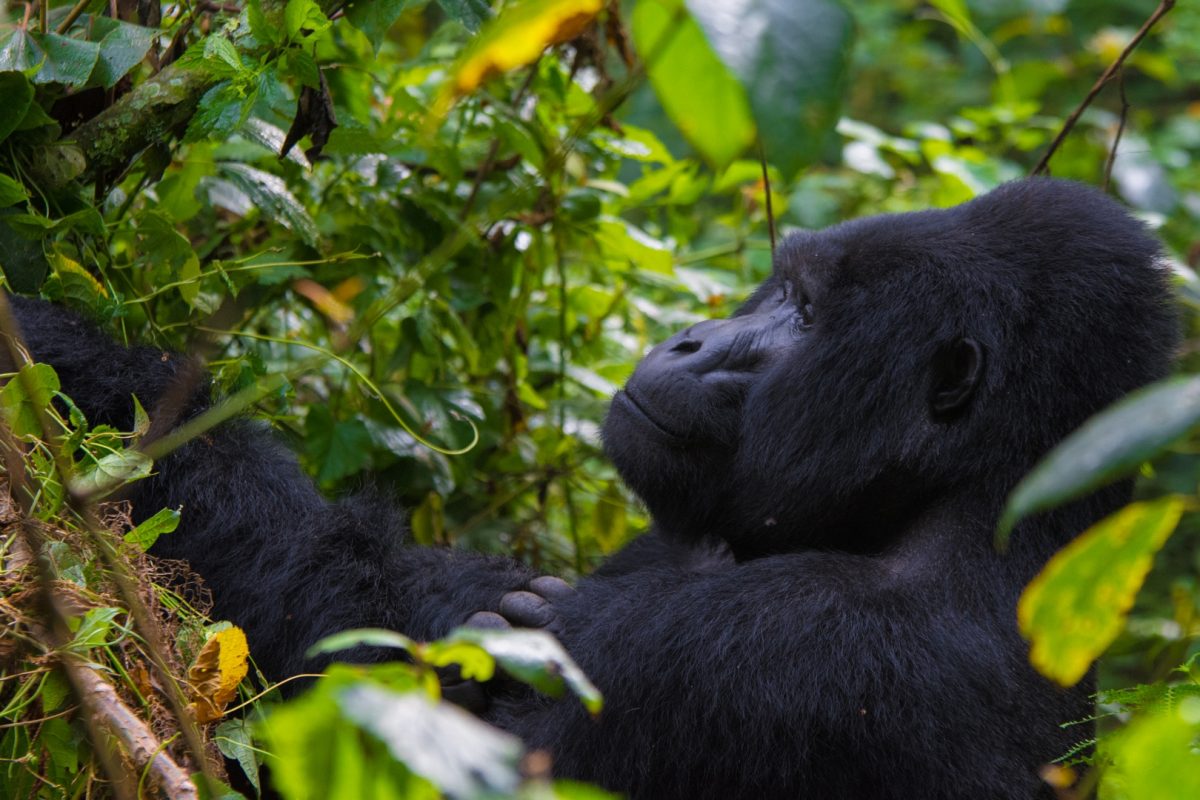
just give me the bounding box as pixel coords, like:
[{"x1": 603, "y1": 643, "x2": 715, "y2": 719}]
[
  {"x1": 443, "y1": 627, "x2": 602, "y2": 714},
  {"x1": 338, "y1": 685, "x2": 523, "y2": 797},
  {"x1": 688, "y1": 0, "x2": 854, "y2": 174},
  {"x1": 285, "y1": 0, "x2": 333, "y2": 41},
  {"x1": 630, "y1": 0, "x2": 754, "y2": 168},
  {"x1": 439, "y1": 0, "x2": 604, "y2": 112},
  {"x1": 124, "y1": 507, "x2": 180, "y2": 550},
  {"x1": 438, "y1": 0, "x2": 493, "y2": 31},
  {"x1": 0, "y1": 362, "x2": 60, "y2": 438},
  {"x1": 90, "y1": 18, "x2": 158, "y2": 88},
  {"x1": 1018, "y1": 498, "x2": 1185, "y2": 686},
  {"x1": 1000, "y1": 376, "x2": 1200, "y2": 539},
  {"x1": 345, "y1": 0, "x2": 416, "y2": 51},
  {"x1": 0, "y1": 72, "x2": 33, "y2": 144},
  {"x1": 203, "y1": 35, "x2": 246, "y2": 78}
]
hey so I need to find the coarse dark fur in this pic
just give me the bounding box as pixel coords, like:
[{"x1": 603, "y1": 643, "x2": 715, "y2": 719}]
[{"x1": 4, "y1": 179, "x2": 1178, "y2": 799}]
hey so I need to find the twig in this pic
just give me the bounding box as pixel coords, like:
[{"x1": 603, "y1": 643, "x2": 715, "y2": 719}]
[
  {"x1": 1031, "y1": 0, "x2": 1174, "y2": 176},
  {"x1": 54, "y1": 0, "x2": 92, "y2": 34},
  {"x1": 759, "y1": 140, "x2": 776, "y2": 254},
  {"x1": 1102, "y1": 70, "x2": 1129, "y2": 192}
]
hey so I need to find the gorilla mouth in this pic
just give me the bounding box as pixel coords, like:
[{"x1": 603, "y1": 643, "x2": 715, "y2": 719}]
[{"x1": 617, "y1": 389, "x2": 689, "y2": 442}]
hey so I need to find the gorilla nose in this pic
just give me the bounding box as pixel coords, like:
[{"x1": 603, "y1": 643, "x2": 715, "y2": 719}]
[{"x1": 651, "y1": 317, "x2": 773, "y2": 376}]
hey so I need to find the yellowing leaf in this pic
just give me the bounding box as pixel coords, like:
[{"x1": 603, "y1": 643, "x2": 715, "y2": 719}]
[
  {"x1": 1018, "y1": 498, "x2": 1185, "y2": 686},
  {"x1": 188, "y1": 626, "x2": 250, "y2": 722},
  {"x1": 437, "y1": 0, "x2": 604, "y2": 114}
]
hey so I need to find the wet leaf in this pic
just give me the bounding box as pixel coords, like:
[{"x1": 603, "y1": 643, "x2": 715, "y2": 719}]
[
  {"x1": 89, "y1": 18, "x2": 158, "y2": 89},
  {"x1": 219, "y1": 162, "x2": 320, "y2": 245},
  {"x1": 0, "y1": 72, "x2": 33, "y2": 144},
  {"x1": 1018, "y1": 498, "x2": 1185, "y2": 686}
]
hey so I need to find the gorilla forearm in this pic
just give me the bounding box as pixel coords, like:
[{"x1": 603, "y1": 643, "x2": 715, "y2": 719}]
[
  {"x1": 492, "y1": 554, "x2": 1079, "y2": 799},
  {"x1": 7, "y1": 297, "x2": 535, "y2": 680}
]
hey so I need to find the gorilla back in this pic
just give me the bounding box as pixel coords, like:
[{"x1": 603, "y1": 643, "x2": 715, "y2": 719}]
[{"x1": 4, "y1": 179, "x2": 1178, "y2": 799}]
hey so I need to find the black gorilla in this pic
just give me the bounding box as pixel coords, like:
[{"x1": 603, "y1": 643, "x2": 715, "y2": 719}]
[{"x1": 4, "y1": 179, "x2": 1178, "y2": 799}]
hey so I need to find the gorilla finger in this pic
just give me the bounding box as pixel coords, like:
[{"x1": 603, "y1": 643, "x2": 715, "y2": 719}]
[
  {"x1": 529, "y1": 575, "x2": 574, "y2": 602},
  {"x1": 466, "y1": 610, "x2": 511, "y2": 630},
  {"x1": 499, "y1": 590, "x2": 556, "y2": 628}
]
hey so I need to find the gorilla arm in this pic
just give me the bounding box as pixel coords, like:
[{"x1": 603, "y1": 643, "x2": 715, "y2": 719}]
[
  {"x1": 5, "y1": 296, "x2": 536, "y2": 683},
  {"x1": 487, "y1": 552, "x2": 1078, "y2": 800}
]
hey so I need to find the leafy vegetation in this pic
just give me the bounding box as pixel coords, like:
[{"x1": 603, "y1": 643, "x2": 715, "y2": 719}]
[{"x1": 1, "y1": 0, "x2": 1199, "y2": 796}]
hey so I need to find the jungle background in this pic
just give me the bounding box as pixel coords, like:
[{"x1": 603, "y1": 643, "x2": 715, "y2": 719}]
[{"x1": 1, "y1": 0, "x2": 1199, "y2": 797}]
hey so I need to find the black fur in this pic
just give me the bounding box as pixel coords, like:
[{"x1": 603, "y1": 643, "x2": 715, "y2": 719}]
[{"x1": 4, "y1": 179, "x2": 1178, "y2": 799}]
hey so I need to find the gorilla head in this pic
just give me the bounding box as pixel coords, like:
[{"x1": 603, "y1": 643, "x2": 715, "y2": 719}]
[{"x1": 603, "y1": 179, "x2": 1177, "y2": 559}]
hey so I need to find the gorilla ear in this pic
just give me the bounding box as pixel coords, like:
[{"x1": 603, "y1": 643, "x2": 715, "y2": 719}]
[{"x1": 929, "y1": 338, "x2": 985, "y2": 419}]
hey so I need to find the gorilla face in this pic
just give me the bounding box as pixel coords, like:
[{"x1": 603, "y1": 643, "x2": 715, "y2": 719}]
[{"x1": 603, "y1": 180, "x2": 1177, "y2": 560}]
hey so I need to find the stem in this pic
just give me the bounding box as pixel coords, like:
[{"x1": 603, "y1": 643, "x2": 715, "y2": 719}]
[{"x1": 1031, "y1": 0, "x2": 1175, "y2": 176}]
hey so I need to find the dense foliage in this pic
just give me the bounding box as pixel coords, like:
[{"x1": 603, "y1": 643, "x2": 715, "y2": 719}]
[{"x1": 1, "y1": 0, "x2": 1199, "y2": 796}]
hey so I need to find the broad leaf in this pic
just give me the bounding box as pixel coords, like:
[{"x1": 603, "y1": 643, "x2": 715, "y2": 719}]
[
  {"x1": 0, "y1": 72, "x2": 33, "y2": 144},
  {"x1": 219, "y1": 163, "x2": 320, "y2": 245},
  {"x1": 0, "y1": 362, "x2": 60, "y2": 438},
  {"x1": 438, "y1": 0, "x2": 493, "y2": 31},
  {"x1": 688, "y1": 0, "x2": 855, "y2": 174},
  {"x1": 444, "y1": 627, "x2": 603, "y2": 713},
  {"x1": 346, "y1": 0, "x2": 417, "y2": 51},
  {"x1": 33, "y1": 33, "x2": 101, "y2": 89},
  {"x1": 440, "y1": 0, "x2": 605, "y2": 111},
  {"x1": 0, "y1": 173, "x2": 27, "y2": 206},
  {"x1": 1018, "y1": 498, "x2": 1185, "y2": 686},
  {"x1": 89, "y1": 17, "x2": 158, "y2": 89},
  {"x1": 70, "y1": 448, "x2": 154, "y2": 498},
  {"x1": 1000, "y1": 376, "x2": 1200, "y2": 538},
  {"x1": 339, "y1": 685, "x2": 524, "y2": 797},
  {"x1": 630, "y1": 0, "x2": 754, "y2": 169},
  {"x1": 124, "y1": 507, "x2": 181, "y2": 550}
]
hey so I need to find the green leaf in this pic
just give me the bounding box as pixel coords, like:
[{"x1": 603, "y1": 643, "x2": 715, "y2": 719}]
[
  {"x1": 0, "y1": 362, "x2": 60, "y2": 438},
  {"x1": 285, "y1": 0, "x2": 333, "y2": 42},
  {"x1": 346, "y1": 0, "x2": 417, "y2": 51},
  {"x1": 32, "y1": 33, "x2": 101, "y2": 89},
  {"x1": 215, "y1": 719, "x2": 261, "y2": 795},
  {"x1": 1000, "y1": 377, "x2": 1200, "y2": 539},
  {"x1": 124, "y1": 507, "x2": 181, "y2": 550},
  {"x1": 0, "y1": 72, "x2": 33, "y2": 144},
  {"x1": 688, "y1": 0, "x2": 855, "y2": 174},
  {"x1": 338, "y1": 685, "x2": 524, "y2": 796},
  {"x1": 70, "y1": 606, "x2": 122, "y2": 650},
  {"x1": 90, "y1": 18, "x2": 158, "y2": 89},
  {"x1": 305, "y1": 405, "x2": 372, "y2": 483},
  {"x1": 307, "y1": 628, "x2": 417, "y2": 659},
  {"x1": 1102, "y1": 709, "x2": 1200, "y2": 799},
  {"x1": 437, "y1": 0, "x2": 493, "y2": 31},
  {"x1": 443, "y1": 627, "x2": 603, "y2": 714},
  {"x1": 0, "y1": 174, "x2": 27, "y2": 206},
  {"x1": 219, "y1": 162, "x2": 320, "y2": 246},
  {"x1": 70, "y1": 448, "x2": 154, "y2": 498},
  {"x1": 1018, "y1": 498, "x2": 1185, "y2": 687},
  {"x1": 0, "y1": 210, "x2": 48, "y2": 292},
  {"x1": 203, "y1": 35, "x2": 246, "y2": 78},
  {"x1": 630, "y1": 0, "x2": 755, "y2": 169},
  {"x1": 0, "y1": 30, "x2": 44, "y2": 72}
]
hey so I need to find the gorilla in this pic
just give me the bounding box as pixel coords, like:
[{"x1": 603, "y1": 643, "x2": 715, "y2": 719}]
[{"x1": 3, "y1": 179, "x2": 1178, "y2": 799}]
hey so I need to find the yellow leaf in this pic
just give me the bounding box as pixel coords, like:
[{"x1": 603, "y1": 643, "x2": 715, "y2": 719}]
[
  {"x1": 187, "y1": 626, "x2": 250, "y2": 723},
  {"x1": 436, "y1": 0, "x2": 605, "y2": 115},
  {"x1": 1017, "y1": 498, "x2": 1185, "y2": 686}
]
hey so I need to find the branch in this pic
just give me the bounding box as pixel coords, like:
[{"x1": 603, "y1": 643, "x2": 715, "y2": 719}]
[{"x1": 1031, "y1": 0, "x2": 1174, "y2": 176}]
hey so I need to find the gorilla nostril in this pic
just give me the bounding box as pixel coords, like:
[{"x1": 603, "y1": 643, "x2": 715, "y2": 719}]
[{"x1": 671, "y1": 339, "x2": 702, "y2": 354}]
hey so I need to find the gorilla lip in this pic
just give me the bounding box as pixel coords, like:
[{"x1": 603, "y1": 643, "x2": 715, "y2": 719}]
[{"x1": 616, "y1": 389, "x2": 689, "y2": 442}]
